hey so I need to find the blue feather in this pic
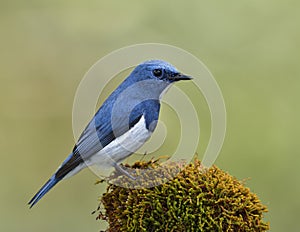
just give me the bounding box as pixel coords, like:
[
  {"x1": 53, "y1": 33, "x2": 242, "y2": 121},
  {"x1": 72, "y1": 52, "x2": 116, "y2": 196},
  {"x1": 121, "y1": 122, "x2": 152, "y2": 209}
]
[{"x1": 28, "y1": 176, "x2": 61, "y2": 208}]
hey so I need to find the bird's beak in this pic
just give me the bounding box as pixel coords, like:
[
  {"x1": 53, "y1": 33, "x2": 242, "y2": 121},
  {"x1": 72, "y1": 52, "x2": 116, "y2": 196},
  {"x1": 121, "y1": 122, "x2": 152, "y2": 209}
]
[{"x1": 171, "y1": 73, "x2": 193, "y2": 81}]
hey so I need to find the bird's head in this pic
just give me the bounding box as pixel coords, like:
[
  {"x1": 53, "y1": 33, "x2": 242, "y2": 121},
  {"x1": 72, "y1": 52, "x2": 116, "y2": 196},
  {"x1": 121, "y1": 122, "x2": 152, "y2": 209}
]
[
  {"x1": 114, "y1": 60, "x2": 192, "y2": 102},
  {"x1": 133, "y1": 60, "x2": 192, "y2": 84}
]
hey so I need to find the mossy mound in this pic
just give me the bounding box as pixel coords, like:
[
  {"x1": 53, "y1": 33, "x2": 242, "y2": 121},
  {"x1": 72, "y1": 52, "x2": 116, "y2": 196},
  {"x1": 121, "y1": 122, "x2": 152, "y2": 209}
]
[{"x1": 95, "y1": 159, "x2": 269, "y2": 232}]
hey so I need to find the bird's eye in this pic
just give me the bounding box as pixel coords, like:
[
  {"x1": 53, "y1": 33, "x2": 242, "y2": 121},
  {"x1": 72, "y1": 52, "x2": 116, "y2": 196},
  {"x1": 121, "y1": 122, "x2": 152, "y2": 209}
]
[{"x1": 152, "y1": 69, "x2": 163, "y2": 77}]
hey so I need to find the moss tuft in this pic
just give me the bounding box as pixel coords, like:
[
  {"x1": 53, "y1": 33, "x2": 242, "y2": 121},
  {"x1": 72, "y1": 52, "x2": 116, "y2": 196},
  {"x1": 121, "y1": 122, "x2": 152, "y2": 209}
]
[{"x1": 95, "y1": 159, "x2": 269, "y2": 232}]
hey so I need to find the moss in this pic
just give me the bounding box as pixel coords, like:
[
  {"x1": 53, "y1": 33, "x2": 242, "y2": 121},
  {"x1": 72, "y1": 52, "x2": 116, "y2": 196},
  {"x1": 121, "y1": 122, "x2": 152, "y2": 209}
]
[{"x1": 95, "y1": 159, "x2": 269, "y2": 232}]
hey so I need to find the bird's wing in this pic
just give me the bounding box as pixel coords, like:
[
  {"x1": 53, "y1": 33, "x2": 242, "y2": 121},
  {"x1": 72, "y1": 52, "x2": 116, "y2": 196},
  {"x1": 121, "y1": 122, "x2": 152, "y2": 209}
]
[{"x1": 54, "y1": 111, "x2": 143, "y2": 180}]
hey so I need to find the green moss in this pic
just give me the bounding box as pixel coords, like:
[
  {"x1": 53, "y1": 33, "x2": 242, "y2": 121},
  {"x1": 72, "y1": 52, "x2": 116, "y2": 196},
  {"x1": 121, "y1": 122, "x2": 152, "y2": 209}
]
[{"x1": 95, "y1": 159, "x2": 269, "y2": 232}]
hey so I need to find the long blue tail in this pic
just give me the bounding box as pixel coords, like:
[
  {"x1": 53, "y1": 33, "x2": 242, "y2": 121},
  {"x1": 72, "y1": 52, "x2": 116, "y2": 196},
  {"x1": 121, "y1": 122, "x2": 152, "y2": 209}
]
[{"x1": 28, "y1": 176, "x2": 61, "y2": 208}]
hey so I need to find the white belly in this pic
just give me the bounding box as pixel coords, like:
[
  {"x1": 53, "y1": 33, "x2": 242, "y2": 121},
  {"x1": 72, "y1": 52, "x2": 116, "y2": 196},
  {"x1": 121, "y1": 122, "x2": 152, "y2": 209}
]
[
  {"x1": 87, "y1": 115, "x2": 152, "y2": 167},
  {"x1": 62, "y1": 115, "x2": 152, "y2": 179}
]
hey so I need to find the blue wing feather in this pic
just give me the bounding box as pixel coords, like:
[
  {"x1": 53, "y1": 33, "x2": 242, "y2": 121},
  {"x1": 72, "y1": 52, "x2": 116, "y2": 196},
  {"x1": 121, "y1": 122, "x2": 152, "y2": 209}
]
[{"x1": 53, "y1": 99, "x2": 160, "y2": 180}]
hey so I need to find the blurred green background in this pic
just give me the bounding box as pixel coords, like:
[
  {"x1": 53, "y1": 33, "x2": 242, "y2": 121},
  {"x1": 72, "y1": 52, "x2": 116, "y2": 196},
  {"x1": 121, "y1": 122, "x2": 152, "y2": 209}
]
[{"x1": 1, "y1": 1, "x2": 299, "y2": 231}]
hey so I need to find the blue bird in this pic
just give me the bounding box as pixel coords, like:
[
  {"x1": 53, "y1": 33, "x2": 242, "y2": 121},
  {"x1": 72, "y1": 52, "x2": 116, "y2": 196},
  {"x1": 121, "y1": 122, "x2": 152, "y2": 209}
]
[{"x1": 28, "y1": 60, "x2": 192, "y2": 208}]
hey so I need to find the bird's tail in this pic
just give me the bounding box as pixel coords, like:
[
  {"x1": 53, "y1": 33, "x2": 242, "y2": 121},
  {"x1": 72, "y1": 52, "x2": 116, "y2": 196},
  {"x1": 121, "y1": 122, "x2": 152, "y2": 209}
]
[{"x1": 28, "y1": 176, "x2": 61, "y2": 208}]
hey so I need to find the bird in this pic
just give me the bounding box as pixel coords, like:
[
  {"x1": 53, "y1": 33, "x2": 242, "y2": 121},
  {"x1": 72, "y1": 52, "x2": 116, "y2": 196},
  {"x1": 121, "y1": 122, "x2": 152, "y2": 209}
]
[{"x1": 28, "y1": 60, "x2": 192, "y2": 208}]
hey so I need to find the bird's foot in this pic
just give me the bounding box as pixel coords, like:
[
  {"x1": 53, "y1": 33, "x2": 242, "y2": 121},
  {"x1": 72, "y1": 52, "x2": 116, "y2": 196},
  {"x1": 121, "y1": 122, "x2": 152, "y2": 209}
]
[{"x1": 113, "y1": 163, "x2": 136, "y2": 180}]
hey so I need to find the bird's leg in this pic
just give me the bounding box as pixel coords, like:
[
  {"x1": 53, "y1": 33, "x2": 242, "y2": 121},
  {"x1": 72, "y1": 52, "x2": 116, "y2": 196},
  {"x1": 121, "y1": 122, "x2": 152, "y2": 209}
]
[{"x1": 113, "y1": 162, "x2": 136, "y2": 180}]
